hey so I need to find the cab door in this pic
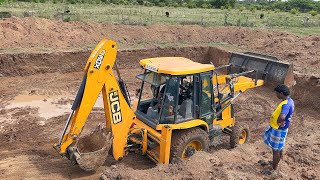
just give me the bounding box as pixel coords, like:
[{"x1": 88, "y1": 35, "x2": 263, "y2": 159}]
[{"x1": 199, "y1": 72, "x2": 214, "y2": 122}]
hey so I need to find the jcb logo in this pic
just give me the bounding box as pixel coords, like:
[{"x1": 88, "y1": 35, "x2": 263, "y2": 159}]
[
  {"x1": 109, "y1": 90, "x2": 122, "y2": 124},
  {"x1": 93, "y1": 50, "x2": 106, "y2": 69}
]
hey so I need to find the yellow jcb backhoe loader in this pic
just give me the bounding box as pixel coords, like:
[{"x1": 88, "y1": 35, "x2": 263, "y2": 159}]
[{"x1": 53, "y1": 39, "x2": 294, "y2": 171}]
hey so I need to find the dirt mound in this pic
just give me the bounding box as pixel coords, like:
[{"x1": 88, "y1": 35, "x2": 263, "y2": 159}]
[
  {"x1": 101, "y1": 144, "x2": 316, "y2": 180},
  {"x1": 101, "y1": 152, "x2": 219, "y2": 180},
  {"x1": 0, "y1": 46, "x2": 228, "y2": 77},
  {"x1": 0, "y1": 17, "x2": 319, "y2": 76},
  {"x1": 292, "y1": 73, "x2": 320, "y2": 111}
]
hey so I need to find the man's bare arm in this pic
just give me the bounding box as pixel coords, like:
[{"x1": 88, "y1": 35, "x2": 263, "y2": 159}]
[{"x1": 277, "y1": 114, "x2": 286, "y2": 127}]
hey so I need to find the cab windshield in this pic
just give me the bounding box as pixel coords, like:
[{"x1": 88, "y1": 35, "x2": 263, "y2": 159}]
[
  {"x1": 136, "y1": 71, "x2": 169, "y2": 123},
  {"x1": 136, "y1": 72, "x2": 168, "y2": 87},
  {"x1": 136, "y1": 71, "x2": 195, "y2": 125}
]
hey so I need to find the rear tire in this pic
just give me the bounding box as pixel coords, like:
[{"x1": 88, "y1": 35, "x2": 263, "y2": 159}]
[
  {"x1": 170, "y1": 127, "x2": 209, "y2": 163},
  {"x1": 230, "y1": 122, "x2": 250, "y2": 148}
]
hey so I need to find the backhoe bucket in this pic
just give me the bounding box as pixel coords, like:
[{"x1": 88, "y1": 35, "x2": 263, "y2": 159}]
[
  {"x1": 68, "y1": 126, "x2": 113, "y2": 171},
  {"x1": 228, "y1": 52, "x2": 295, "y2": 86}
]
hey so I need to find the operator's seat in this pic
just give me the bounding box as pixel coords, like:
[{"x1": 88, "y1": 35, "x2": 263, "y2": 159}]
[
  {"x1": 147, "y1": 106, "x2": 158, "y2": 120},
  {"x1": 163, "y1": 99, "x2": 193, "y2": 123},
  {"x1": 178, "y1": 99, "x2": 193, "y2": 119}
]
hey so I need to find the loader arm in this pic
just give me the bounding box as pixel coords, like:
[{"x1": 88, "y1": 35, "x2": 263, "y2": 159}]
[
  {"x1": 54, "y1": 39, "x2": 135, "y2": 161},
  {"x1": 213, "y1": 75, "x2": 264, "y2": 92},
  {"x1": 212, "y1": 71, "x2": 264, "y2": 126}
]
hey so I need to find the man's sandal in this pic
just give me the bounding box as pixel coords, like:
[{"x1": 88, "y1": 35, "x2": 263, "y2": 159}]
[{"x1": 258, "y1": 160, "x2": 272, "y2": 167}]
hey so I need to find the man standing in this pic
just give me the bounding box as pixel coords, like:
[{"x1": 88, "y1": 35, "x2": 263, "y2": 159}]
[{"x1": 263, "y1": 84, "x2": 295, "y2": 174}]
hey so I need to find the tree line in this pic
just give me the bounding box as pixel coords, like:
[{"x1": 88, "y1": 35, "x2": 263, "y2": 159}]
[{"x1": 240, "y1": 0, "x2": 320, "y2": 13}]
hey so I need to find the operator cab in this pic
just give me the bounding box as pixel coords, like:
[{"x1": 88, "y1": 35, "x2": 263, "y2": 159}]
[{"x1": 135, "y1": 57, "x2": 215, "y2": 128}]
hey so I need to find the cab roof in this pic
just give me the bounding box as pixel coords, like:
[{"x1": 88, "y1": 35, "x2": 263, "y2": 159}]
[{"x1": 139, "y1": 57, "x2": 214, "y2": 75}]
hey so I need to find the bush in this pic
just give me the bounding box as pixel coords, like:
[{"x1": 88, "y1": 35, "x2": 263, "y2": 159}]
[
  {"x1": 201, "y1": 3, "x2": 212, "y2": 9},
  {"x1": 250, "y1": 7, "x2": 256, "y2": 13},
  {"x1": 130, "y1": 0, "x2": 139, "y2": 5},
  {"x1": 274, "y1": 9, "x2": 281, "y2": 13},
  {"x1": 109, "y1": 0, "x2": 118, "y2": 4},
  {"x1": 309, "y1": 10, "x2": 317, "y2": 16},
  {"x1": 66, "y1": 0, "x2": 78, "y2": 4},
  {"x1": 0, "y1": 11, "x2": 11, "y2": 18},
  {"x1": 143, "y1": 1, "x2": 153, "y2": 6},
  {"x1": 172, "y1": 2, "x2": 178, "y2": 8},
  {"x1": 187, "y1": 2, "x2": 196, "y2": 9},
  {"x1": 220, "y1": 6, "x2": 225, "y2": 10},
  {"x1": 239, "y1": 6, "x2": 245, "y2": 12},
  {"x1": 158, "y1": 2, "x2": 165, "y2": 7},
  {"x1": 63, "y1": 17, "x2": 71, "y2": 22},
  {"x1": 181, "y1": 2, "x2": 188, "y2": 7},
  {"x1": 119, "y1": 0, "x2": 128, "y2": 5},
  {"x1": 290, "y1": 8, "x2": 299, "y2": 15},
  {"x1": 286, "y1": 0, "x2": 315, "y2": 13}
]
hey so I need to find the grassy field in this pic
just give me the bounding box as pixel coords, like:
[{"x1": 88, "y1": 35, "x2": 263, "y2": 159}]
[{"x1": 0, "y1": 2, "x2": 320, "y2": 35}]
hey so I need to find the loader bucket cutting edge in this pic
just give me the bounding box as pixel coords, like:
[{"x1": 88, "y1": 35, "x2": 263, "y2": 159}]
[
  {"x1": 228, "y1": 52, "x2": 295, "y2": 87},
  {"x1": 69, "y1": 127, "x2": 113, "y2": 171}
]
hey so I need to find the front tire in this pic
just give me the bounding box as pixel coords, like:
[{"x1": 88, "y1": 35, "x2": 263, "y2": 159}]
[
  {"x1": 170, "y1": 127, "x2": 210, "y2": 163},
  {"x1": 230, "y1": 122, "x2": 250, "y2": 148}
]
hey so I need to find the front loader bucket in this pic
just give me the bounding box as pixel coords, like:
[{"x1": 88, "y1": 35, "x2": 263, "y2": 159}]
[{"x1": 228, "y1": 52, "x2": 295, "y2": 86}]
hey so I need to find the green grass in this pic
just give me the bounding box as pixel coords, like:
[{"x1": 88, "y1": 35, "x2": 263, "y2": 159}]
[
  {"x1": 0, "y1": 2, "x2": 319, "y2": 35},
  {"x1": 274, "y1": 26, "x2": 320, "y2": 36},
  {"x1": 117, "y1": 41, "x2": 250, "y2": 53}
]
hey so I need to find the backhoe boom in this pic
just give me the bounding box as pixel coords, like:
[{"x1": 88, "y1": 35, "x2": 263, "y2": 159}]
[{"x1": 54, "y1": 39, "x2": 135, "y2": 162}]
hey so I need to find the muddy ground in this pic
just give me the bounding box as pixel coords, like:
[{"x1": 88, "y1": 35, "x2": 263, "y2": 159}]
[{"x1": 0, "y1": 17, "x2": 319, "y2": 180}]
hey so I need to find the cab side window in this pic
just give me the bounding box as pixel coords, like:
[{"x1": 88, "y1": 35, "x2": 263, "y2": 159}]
[
  {"x1": 200, "y1": 75, "x2": 212, "y2": 116},
  {"x1": 160, "y1": 77, "x2": 179, "y2": 123}
]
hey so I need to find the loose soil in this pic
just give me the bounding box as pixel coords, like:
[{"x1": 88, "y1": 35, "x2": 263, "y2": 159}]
[{"x1": 0, "y1": 17, "x2": 319, "y2": 180}]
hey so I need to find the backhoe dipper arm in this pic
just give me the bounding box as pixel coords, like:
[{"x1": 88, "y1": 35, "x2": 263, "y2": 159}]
[{"x1": 54, "y1": 39, "x2": 135, "y2": 160}]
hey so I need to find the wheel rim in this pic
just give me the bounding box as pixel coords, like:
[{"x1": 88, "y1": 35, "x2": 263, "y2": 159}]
[
  {"x1": 182, "y1": 141, "x2": 203, "y2": 160},
  {"x1": 238, "y1": 129, "x2": 247, "y2": 145}
]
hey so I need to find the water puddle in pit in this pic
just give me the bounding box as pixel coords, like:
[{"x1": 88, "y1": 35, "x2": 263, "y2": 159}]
[{"x1": 5, "y1": 94, "x2": 105, "y2": 123}]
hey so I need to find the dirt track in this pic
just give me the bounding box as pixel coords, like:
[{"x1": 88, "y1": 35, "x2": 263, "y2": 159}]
[{"x1": 0, "y1": 17, "x2": 319, "y2": 180}]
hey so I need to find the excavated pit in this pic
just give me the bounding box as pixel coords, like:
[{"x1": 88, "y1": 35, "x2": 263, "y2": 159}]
[
  {"x1": 0, "y1": 46, "x2": 230, "y2": 77},
  {"x1": 0, "y1": 46, "x2": 319, "y2": 179},
  {"x1": 0, "y1": 46, "x2": 317, "y2": 110}
]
